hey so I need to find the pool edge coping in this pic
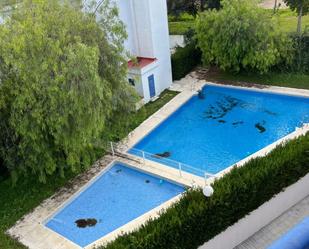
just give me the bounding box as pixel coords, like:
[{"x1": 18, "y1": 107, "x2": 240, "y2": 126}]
[
  {"x1": 122, "y1": 81, "x2": 309, "y2": 183},
  {"x1": 7, "y1": 81, "x2": 309, "y2": 249},
  {"x1": 7, "y1": 160, "x2": 187, "y2": 249}
]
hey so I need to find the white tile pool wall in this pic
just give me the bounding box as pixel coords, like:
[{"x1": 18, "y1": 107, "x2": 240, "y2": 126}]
[
  {"x1": 7, "y1": 159, "x2": 186, "y2": 249},
  {"x1": 7, "y1": 82, "x2": 309, "y2": 249},
  {"x1": 120, "y1": 82, "x2": 309, "y2": 184}
]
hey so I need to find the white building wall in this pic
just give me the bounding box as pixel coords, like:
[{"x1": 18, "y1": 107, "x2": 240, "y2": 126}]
[
  {"x1": 128, "y1": 71, "x2": 143, "y2": 97},
  {"x1": 131, "y1": 0, "x2": 154, "y2": 58},
  {"x1": 141, "y1": 67, "x2": 160, "y2": 102},
  {"x1": 115, "y1": 0, "x2": 137, "y2": 55},
  {"x1": 198, "y1": 173, "x2": 309, "y2": 249},
  {"x1": 147, "y1": 0, "x2": 173, "y2": 94},
  {"x1": 115, "y1": 0, "x2": 173, "y2": 98}
]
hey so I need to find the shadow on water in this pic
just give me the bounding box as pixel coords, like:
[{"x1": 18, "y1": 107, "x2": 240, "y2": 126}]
[
  {"x1": 255, "y1": 121, "x2": 267, "y2": 133},
  {"x1": 152, "y1": 151, "x2": 171, "y2": 158},
  {"x1": 204, "y1": 96, "x2": 243, "y2": 120},
  {"x1": 75, "y1": 219, "x2": 98, "y2": 228},
  {"x1": 203, "y1": 95, "x2": 274, "y2": 133}
]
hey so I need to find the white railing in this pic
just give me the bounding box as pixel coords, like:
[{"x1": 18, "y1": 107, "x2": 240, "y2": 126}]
[{"x1": 109, "y1": 141, "x2": 216, "y2": 182}]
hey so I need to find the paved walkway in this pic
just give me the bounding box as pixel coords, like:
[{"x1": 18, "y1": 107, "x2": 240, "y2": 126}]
[
  {"x1": 235, "y1": 195, "x2": 309, "y2": 249},
  {"x1": 8, "y1": 73, "x2": 309, "y2": 249},
  {"x1": 259, "y1": 0, "x2": 287, "y2": 9}
]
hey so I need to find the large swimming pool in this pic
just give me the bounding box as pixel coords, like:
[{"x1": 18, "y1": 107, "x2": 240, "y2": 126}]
[
  {"x1": 130, "y1": 85, "x2": 309, "y2": 176},
  {"x1": 45, "y1": 162, "x2": 184, "y2": 247}
]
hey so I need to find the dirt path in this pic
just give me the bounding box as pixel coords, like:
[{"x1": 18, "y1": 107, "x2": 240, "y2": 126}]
[{"x1": 259, "y1": 0, "x2": 287, "y2": 9}]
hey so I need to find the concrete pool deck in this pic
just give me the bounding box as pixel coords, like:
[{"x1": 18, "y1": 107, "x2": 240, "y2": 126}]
[
  {"x1": 7, "y1": 77, "x2": 309, "y2": 249},
  {"x1": 7, "y1": 158, "x2": 186, "y2": 249},
  {"x1": 235, "y1": 195, "x2": 309, "y2": 249}
]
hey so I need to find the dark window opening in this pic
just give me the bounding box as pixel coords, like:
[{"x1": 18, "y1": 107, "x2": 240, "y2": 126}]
[{"x1": 128, "y1": 78, "x2": 135, "y2": 86}]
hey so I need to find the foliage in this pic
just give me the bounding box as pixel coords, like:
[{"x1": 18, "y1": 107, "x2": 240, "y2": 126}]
[
  {"x1": 271, "y1": 8, "x2": 309, "y2": 33},
  {"x1": 169, "y1": 20, "x2": 196, "y2": 35},
  {"x1": 293, "y1": 33, "x2": 309, "y2": 72},
  {"x1": 284, "y1": 0, "x2": 309, "y2": 13},
  {"x1": 169, "y1": 8, "x2": 309, "y2": 35},
  {"x1": 283, "y1": 0, "x2": 309, "y2": 33},
  {"x1": 205, "y1": 68, "x2": 309, "y2": 89},
  {"x1": 171, "y1": 42, "x2": 202, "y2": 80},
  {"x1": 279, "y1": 32, "x2": 309, "y2": 72},
  {"x1": 0, "y1": 0, "x2": 137, "y2": 183},
  {"x1": 0, "y1": 0, "x2": 20, "y2": 9},
  {"x1": 103, "y1": 90, "x2": 179, "y2": 142},
  {"x1": 167, "y1": 0, "x2": 199, "y2": 17},
  {"x1": 168, "y1": 12, "x2": 195, "y2": 22},
  {"x1": 102, "y1": 133, "x2": 309, "y2": 249},
  {"x1": 167, "y1": 0, "x2": 221, "y2": 17},
  {"x1": 196, "y1": 0, "x2": 292, "y2": 73},
  {"x1": 0, "y1": 89, "x2": 179, "y2": 249}
]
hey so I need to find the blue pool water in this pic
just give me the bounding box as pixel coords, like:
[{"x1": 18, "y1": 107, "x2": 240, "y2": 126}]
[
  {"x1": 45, "y1": 163, "x2": 184, "y2": 247},
  {"x1": 130, "y1": 85, "x2": 309, "y2": 175}
]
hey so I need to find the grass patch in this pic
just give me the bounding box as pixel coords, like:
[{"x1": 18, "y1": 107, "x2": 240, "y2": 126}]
[
  {"x1": 272, "y1": 9, "x2": 309, "y2": 33},
  {"x1": 0, "y1": 172, "x2": 76, "y2": 249},
  {"x1": 169, "y1": 20, "x2": 195, "y2": 35},
  {"x1": 168, "y1": 9, "x2": 309, "y2": 35},
  {"x1": 141, "y1": 90, "x2": 179, "y2": 117},
  {"x1": 0, "y1": 89, "x2": 179, "y2": 249},
  {"x1": 206, "y1": 70, "x2": 309, "y2": 89}
]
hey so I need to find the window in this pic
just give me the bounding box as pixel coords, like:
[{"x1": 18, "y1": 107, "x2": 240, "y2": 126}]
[{"x1": 128, "y1": 78, "x2": 135, "y2": 86}]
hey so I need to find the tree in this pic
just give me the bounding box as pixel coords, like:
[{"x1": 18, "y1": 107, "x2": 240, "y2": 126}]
[
  {"x1": 167, "y1": 0, "x2": 221, "y2": 17},
  {"x1": 167, "y1": 0, "x2": 199, "y2": 17},
  {"x1": 196, "y1": 0, "x2": 292, "y2": 73},
  {"x1": 273, "y1": 0, "x2": 278, "y2": 13},
  {"x1": 0, "y1": 0, "x2": 136, "y2": 183},
  {"x1": 283, "y1": 0, "x2": 309, "y2": 34}
]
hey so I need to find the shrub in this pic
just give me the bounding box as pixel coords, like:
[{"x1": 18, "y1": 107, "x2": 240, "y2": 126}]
[
  {"x1": 291, "y1": 33, "x2": 309, "y2": 72},
  {"x1": 102, "y1": 133, "x2": 309, "y2": 249},
  {"x1": 171, "y1": 42, "x2": 202, "y2": 80},
  {"x1": 274, "y1": 32, "x2": 309, "y2": 73},
  {"x1": 0, "y1": 0, "x2": 137, "y2": 183},
  {"x1": 196, "y1": 0, "x2": 292, "y2": 73}
]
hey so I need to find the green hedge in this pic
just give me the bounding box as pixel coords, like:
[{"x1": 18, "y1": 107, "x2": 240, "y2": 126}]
[
  {"x1": 292, "y1": 34, "x2": 309, "y2": 73},
  {"x1": 276, "y1": 33, "x2": 309, "y2": 73},
  {"x1": 171, "y1": 42, "x2": 201, "y2": 80},
  {"x1": 102, "y1": 133, "x2": 309, "y2": 249}
]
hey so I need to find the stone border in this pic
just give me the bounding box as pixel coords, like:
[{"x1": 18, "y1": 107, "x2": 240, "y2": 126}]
[
  {"x1": 8, "y1": 160, "x2": 186, "y2": 249},
  {"x1": 123, "y1": 81, "x2": 309, "y2": 185},
  {"x1": 7, "y1": 81, "x2": 309, "y2": 249},
  {"x1": 7, "y1": 156, "x2": 115, "y2": 249}
]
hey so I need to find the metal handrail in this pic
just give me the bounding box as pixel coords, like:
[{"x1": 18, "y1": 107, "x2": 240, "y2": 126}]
[{"x1": 109, "y1": 141, "x2": 216, "y2": 181}]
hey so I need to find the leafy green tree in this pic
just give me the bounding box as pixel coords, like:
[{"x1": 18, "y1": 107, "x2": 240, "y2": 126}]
[
  {"x1": 196, "y1": 0, "x2": 292, "y2": 73},
  {"x1": 283, "y1": 0, "x2": 309, "y2": 34},
  {"x1": 167, "y1": 0, "x2": 221, "y2": 17},
  {"x1": 0, "y1": 0, "x2": 136, "y2": 183}
]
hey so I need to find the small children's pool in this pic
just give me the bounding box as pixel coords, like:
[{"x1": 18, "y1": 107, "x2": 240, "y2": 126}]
[
  {"x1": 130, "y1": 85, "x2": 309, "y2": 176},
  {"x1": 45, "y1": 162, "x2": 184, "y2": 247}
]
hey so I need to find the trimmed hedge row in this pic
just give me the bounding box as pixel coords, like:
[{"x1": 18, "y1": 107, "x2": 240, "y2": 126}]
[
  {"x1": 102, "y1": 133, "x2": 309, "y2": 249},
  {"x1": 275, "y1": 34, "x2": 309, "y2": 73},
  {"x1": 171, "y1": 42, "x2": 201, "y2": 81},
  {"x1": 292, "y1": 34, "x2": 309, "y2": 73}
]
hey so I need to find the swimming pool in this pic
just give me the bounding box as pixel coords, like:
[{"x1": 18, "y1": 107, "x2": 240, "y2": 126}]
[
  {"x1": 130, "y1": 85, "x2": 309, "y2": 176},
  {"x1": 45, "y1": 162, "x2": 184, "y2": 247}
]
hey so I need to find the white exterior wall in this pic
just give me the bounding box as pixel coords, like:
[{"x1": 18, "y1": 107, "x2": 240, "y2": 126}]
[
  {"x1": 198, "y1": 173, "x2": 309, "y2": 249},
  {"x1": 128, "y1": 71, "x2": 143, "y2": 97},
  {"x1": 147, "y1": 0, "x2": 173, "y2": 94},
  {"x1": 116, "y1": 0, "x2": 137, "y2": 55},
  {"x1": 130, "y1": 0, "x2": 154, "y2": 58},
  {"x1": 128, "y1": 62, "x2": 159, "y2": 103},
  {"x1": 141, "y1": 67, "x2": 160, "y2": 102},
  {"x1": 116, "y1": 0, "x2": 173, "y2": 100}
]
